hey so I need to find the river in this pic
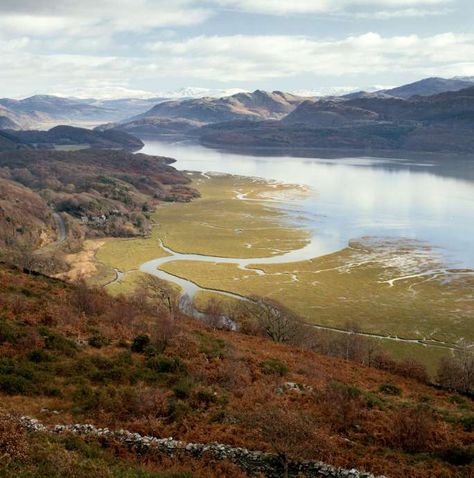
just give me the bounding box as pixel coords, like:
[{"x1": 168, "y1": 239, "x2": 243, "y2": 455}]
[{"x1": 141, "y1": 140, "x2": 474, "y2": 270}]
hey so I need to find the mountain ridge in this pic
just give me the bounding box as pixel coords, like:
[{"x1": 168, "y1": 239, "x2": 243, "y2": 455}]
[{"x1": 196, "y1": 86, "x2": 474, "y2": 154}]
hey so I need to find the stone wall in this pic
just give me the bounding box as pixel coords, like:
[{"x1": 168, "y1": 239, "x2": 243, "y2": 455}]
[{"x1": 19, "y1": 416, "x2": 385, "y2": 478}]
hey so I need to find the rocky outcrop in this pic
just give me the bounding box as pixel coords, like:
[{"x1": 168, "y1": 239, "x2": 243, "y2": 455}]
[{"x1": 20, "y1": 416, "x2": 384, "y2": 478}]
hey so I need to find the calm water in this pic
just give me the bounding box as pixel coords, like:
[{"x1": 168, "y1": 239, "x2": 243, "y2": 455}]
[{"x1": 141, "y1": 140, "x2": 474, "y2": 269}]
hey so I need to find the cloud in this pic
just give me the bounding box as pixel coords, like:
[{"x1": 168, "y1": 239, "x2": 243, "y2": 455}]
[
  {"x1": 0, "y1": 1, "x2": 213, "y2": 36},
  {"x1": 212, "y1": 0, "x2": 451, "y2": 15},
  {"x1": 4, "y1": 31, "x2": 474, "y2": 97},
  {"x1": 145, "y1": 32, "x2": 474, "y2": 80},
  {"x1": 0, "y1": 0, "x2": 454, "y2": 38},
  {"x1": 353, "y1": 7, "x2": 452, "y2": 18}
]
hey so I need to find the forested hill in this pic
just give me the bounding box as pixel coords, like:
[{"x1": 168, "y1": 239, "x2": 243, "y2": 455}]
[
  {"x1": 0, "y1": 125, "x2": 144, "y2": 152},
  {"x1": 0, "y1": 148, "x2": 198, "y2": 275}
]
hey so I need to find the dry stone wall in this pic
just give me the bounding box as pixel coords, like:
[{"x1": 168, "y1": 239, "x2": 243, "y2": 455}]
[{"x1": 20, "y1": 416, "x2": 385, "y2": 478}]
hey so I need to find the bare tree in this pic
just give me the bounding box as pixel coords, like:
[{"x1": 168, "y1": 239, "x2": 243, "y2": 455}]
[
  {"x1": 237, "y1": 297, "x2": 306, "y2": 345},
  {"x1": 437, "y1": 341, "x2": 474, "y2": 394},
  {"x1": 139, "y1": 275, "x2": 180, "y2": 352},
  {"x1": 139, "y1": 274, "x2": 179, "y2": 320}
]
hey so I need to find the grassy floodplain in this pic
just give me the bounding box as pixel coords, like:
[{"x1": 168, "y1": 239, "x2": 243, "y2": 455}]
[
  {"x1": 91, "y1": 172, "x2": 473, "y2": 369},
  {"x1": 161, "y1": 241, "x2": 474, "y2": 345},
  {"x1": 92, "y1": 173, "x2": 310, "y2": 286},
  {"x1": 156, "y1": 173, "x2": 311, "y2": 258}
]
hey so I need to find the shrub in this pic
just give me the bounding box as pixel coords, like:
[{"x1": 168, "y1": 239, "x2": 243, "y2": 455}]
[
  {"x1": 131, "y1": 335, "x2": 150, "y2": 353},
  {"x1": 167, "y1": 398, "x2": 192, "y2": 423},
  {"x1": 460, "y1": 414, "x2": 474, "y2": 432},
  {"x1": 373, "y1": 353, "x2": 429, "y2": 383},
  {"x1": 43, "y1": 385, "x2": 62, "y2": 397},
  {"x1": 396, "y1": 358, "x2": 429, "y2": 383},
  {"x1": 437, "y1": 345, "x2": 474, "y2": 394},
  {"x1": 88, "y1": 335, "x2": 109, "y2": 349},
  {"x1": 0, "y1": 414, "x2": 29, "y2": 461},
  {"x1": 194, "y1": 331, "x2": 229, "y2": 359},
  {"x1": 144, "y1": 345, "x2": 159, "y2": 357},
  {"x1": 259, "y1": 358, "x2": 289, "y2": 377},
  {"x1": 320, "y1": 381, "x2": 365, "y2": 433},
  {"x1": 389, "y1": 406, "x2": 438, "y2": 453},
  {"x1": 0, "y1": 318, "x2": 19, "y2": 344},
  {"x1": 40, "y1": 328, "x2": 77, "y2": 356},
  {"x1": 28, "y1": 349, "x2": 53, "y2": 363},
  {"x1": 173, "y1": 379, "x2": 193, "y2": 400},
  {"x1": 437, "y1": 446, "x2": 473, "y2": 466},
  {"x1": 378, "y1": 383, "x2": 402, "y2": 396},
  {"x1": 192, "y1": 388, "x2": 219, "y2": 408},
  {"x1": 146, "y1": 355, "x2": 186, "y2": 374},
  {"x1": 73, "y1": 385, "x2": 141, "y2": 418},
  {"x1": 0, "y1": 374, "x2": 33, "y2": 395},
  {"x1": 246, "y1": 407, "x2": 326, "y2": 477}
]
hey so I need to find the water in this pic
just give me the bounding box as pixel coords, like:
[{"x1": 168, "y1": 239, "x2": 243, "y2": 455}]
[{"x1": 141, "y1": 140, "x2": 474, "y2": 270}]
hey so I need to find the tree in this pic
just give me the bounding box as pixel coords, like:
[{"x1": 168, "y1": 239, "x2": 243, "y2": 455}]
[
  {"x1": 139, "y1": 275, "x2": 179, "y2": 320},
  {"x1": 437, "y1": 342, "x2": 474, "y2": 394},
  {"x1": 237, "y1": 298, "x2": 306, "y2": 345},
  {"x1": 139, "y1": 275, "x2": 180, "y2": 352}
]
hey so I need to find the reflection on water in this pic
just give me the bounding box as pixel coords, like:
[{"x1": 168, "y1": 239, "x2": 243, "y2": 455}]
[{"x1": 141, "y1": 140, "x2": 474, "y2": 269}]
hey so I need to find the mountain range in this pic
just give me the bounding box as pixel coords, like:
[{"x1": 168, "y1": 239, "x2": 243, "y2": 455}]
[
  {"x1": 98, "y1": 90, "x2": 313, "y2": 138},
  {"x1": 3, "y1": 76, "x2": 474, "y2": 133},
  {"x1": 196, "y1": 86, "x2": 474, "y2": 153}
]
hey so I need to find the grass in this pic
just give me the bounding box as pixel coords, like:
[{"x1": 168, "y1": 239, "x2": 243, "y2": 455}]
[
  {"x1": 1, "y1": 432, "x2": 192, "y2": 478},
  {"x1": 154, "y1": 174, "x2": 310, "y2": 258},
  {"x1": 96, "y1": 229, "x2": 170, "y2": 274},
  {"x1": 160, "y1": 243, "x2": 474, "y2": 347},
  {"x1": 105, "y1": 271, "x2": 149, "y2": 295},
  {"x1": 90, "y1": 173, "x2": 473, "y2": 369}
]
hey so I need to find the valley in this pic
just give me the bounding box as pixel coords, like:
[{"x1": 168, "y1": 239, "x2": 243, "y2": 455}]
[
  {"x1": 1, "y1": 0, "x2": 474, "y2": 471},
  {"x1": 82, "y1": 144, "x2": 474, "y2": 372}
]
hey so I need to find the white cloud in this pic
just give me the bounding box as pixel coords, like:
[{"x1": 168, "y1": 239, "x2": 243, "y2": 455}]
[
  {"x1": 212, "y1": 0, "x2": 450, "y2": 15},
  {"x1": 0, "y1": 0, "x2": 454, "y2": 39},
  {"x1": 0, "y1": 1, "x2": 213, "y2": 36},
  {"x1": 145, "y1": 32, "x2": 474, "y2": 80},
  {"x1": 354, "y1": 7, "x2": 452, "y2": 18},
  {"x1": 2, "y1": 28, "x2": 474, "y2": 98}
]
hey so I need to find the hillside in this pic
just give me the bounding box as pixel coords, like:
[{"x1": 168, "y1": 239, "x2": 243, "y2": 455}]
[
  {"x1": 134, "y1": 90, "x2": 306, "y2": 123},
  {"x1": 198, "y1": 86, "x2": 474, "y2": 154},
  {"x1": 0, "y1": 130, "x2": 30, "y2": 151},
  {"x1": 0, "y1": 149, "x2": 198, "y2": 274},
  {"x1": 0, "y1": 104, "x2": 46, "y2": 130},
  {"x1": 0, "y1": 179, "x2": 56, "y2": 250},
  {"x1": 380, "y1": 77, "x2": 474, "y2": 99},
  {"x1": 0, "y1": 125, "x2": 144, "y2": 152},
  {"x1": 0, "y1": 95, "x2": 115, "y2": 129},
  {"x1": 104, "y1": 90, "x2": 311, "y2": 138},
  {"x1": 0, "y1": 263, "x2": 472, "y2": 477}
]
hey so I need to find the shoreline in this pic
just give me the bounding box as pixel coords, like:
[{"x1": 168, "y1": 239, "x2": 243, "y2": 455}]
[{"x1": 137, "y1": 134, "x2": 474, "y2": 162}]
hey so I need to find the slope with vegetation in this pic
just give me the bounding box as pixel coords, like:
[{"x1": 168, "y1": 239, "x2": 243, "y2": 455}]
[
  {"x1": 197, "y1": 86, "x2": 474, "y2": 154},
  {"x1": 100, "y1": 90, "x2": 311, "y2": 138},
  {"x1": 0, "y1": 95, "x2": 120, "y2": 130},
  {"x1": 0, "y1": 263, "x2": 472, "y2": 477},
  {"x1": 0, "y1": 149, "x2": 198, "y2": 275},
  {"x1": 0, "y1": 125, "x2": 144, "y2": 152}
]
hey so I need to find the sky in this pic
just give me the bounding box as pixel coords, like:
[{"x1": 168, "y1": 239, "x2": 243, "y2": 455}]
[{"x1": 0, "y1": 0, "x2": 473, "y2": 99}]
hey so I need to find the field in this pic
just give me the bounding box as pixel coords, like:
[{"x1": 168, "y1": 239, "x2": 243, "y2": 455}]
[{"x1": 90, "y1": 173, "x2": 474, "y2": 369}]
